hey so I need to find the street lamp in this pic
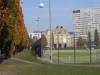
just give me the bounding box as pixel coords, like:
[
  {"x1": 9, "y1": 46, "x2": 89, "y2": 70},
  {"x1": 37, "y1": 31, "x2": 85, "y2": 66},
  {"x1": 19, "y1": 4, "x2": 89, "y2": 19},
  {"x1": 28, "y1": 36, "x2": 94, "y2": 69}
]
[
  {"x1": 38, "y1": 2, "x2": 44, "y2": 31},
  {"x1": 39, "y1": 3, "x2": 45, "y2": 8},
  {"x1": 38, "y1": 3, "x2": 44, "y2": 57},
  {"x1": 35, "y1": 17, "x2": 40, "y2": 31}
]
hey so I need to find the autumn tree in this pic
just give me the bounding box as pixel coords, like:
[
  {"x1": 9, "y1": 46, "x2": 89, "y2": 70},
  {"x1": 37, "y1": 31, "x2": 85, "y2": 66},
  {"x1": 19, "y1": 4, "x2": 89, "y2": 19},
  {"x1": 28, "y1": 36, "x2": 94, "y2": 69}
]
[
  {"x1": 15, "y1": 0, "x2": 29, "y2": 53},
  {"x1": 0, "y1": 0, "x2": 17, "y2": 58},
  {"x1": 0, "y1": 0, "x2": 29, "y2": 59},
  {"x1": 77, "y1": 36, "x2": 85, "y2": 48}
]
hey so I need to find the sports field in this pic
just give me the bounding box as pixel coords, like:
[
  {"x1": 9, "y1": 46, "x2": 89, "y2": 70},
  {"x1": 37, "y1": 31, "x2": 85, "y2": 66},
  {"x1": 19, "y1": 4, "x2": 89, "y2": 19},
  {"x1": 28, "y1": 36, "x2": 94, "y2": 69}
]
[{"x1": 45, "y1": 49, "x2": 100, "y2": 64}]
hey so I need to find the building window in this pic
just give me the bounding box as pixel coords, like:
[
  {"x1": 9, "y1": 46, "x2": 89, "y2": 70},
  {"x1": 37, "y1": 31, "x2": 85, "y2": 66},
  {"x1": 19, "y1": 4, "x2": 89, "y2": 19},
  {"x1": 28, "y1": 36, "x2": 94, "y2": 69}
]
[
  {"x1": 64, "y1": 43, "x2": 67, "y2": 48},
  {"x1": 54, "y1": 44, "x2": 57, "y2": 49},
  {"x1": 59, "y1": 44, "x2": 62, "y2": 48},
  {"x1": 73, "y1": 10, "x2": 80, "y2": 13}
]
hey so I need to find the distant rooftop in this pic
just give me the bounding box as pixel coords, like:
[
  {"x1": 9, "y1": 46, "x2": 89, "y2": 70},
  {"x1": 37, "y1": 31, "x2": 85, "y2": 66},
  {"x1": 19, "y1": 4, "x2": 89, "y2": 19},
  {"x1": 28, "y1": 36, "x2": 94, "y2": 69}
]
[{"x1": 32, "y1": 30, "x2": 46, "y2": 33}]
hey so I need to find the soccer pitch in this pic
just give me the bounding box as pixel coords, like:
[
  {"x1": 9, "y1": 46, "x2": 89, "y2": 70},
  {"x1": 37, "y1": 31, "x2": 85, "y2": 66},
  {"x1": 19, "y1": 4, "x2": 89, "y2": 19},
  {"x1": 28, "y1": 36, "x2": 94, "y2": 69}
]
[{"x1": 45, "y1": 49, "x2": 100, "y2": 64}]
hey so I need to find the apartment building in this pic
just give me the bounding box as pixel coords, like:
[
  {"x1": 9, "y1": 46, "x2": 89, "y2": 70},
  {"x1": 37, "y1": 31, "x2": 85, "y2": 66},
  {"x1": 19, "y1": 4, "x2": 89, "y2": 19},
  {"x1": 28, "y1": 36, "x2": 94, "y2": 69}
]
[{"x1": 73, "y1": 8, "x2": 100, "y2": 42}]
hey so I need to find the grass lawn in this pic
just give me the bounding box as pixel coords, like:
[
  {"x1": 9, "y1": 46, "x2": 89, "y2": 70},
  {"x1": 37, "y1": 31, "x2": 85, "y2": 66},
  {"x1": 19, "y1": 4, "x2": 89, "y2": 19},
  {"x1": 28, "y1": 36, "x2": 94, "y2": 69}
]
[
  {"x1": 0, "y1": 50, "x2": 100, "y2": 75},
  {"x1": 45, "y1": 49, "x2": 100, "y2": 63},
  {"x1": 14, "y1": 50, "x2": 42, "y2": 63}
]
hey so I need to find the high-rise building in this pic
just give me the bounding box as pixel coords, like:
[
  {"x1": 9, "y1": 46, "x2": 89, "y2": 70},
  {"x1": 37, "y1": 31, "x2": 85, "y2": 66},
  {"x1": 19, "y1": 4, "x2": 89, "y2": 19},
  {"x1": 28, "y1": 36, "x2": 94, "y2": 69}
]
[{"x1": 73, "y1": 8, "x2": 100, "y2": 41}]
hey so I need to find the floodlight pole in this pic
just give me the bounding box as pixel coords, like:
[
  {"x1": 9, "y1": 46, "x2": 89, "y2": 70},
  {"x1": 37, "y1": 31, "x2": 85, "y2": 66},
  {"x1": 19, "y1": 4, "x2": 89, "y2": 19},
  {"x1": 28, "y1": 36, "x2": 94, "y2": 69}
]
[
  {"x1": 35, "y1": 17, "x2": 40, "y2": 31},
  {"x1": 49, "y1": 0, "x2": 52, "y2": 63},
  {"x1": 58, "y1": 32, "x2": 60, "y2": 64},
  {"x1": 88, "y1": 31, "x2": 92, "y2": 64},
  {"x1": 74, "y1": 32, "x2": 76, "y2": 64}
]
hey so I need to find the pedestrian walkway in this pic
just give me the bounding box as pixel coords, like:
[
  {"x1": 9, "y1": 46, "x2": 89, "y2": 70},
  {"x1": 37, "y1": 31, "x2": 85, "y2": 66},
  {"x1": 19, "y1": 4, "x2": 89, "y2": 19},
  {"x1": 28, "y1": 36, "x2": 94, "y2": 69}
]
[
  {"x1": 11, "y1": 57, "x2": 39, "y2": 65},
  {"x1": 42, "y1": 54, "x2": 65, "y2": 64}
]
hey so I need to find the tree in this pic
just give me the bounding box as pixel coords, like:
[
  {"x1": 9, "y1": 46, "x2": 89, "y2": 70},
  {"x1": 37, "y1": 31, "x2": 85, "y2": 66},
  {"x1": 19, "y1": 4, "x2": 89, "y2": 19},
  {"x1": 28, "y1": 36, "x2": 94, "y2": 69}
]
[
  {"x1": 51, "y1": 32, "x2": 54, "y2": 48},
  {"x1": 0, "y1": 25, "x2": 11, "y2": 59},
  {"x1": 0, "y1": 0, "x2": 16, "y2": 58},
  {"x1": 77, "y1": 36, "x2": 85, "y2": 48},
  {"x1": 31, "y1": 38, "x2": 41, "y2": 57},
  {"x1": 29, "y1": 36, "x2": 38, "y2": 48},
  {"x1": 88, "y1": 31, "x2": 91, "y2": 48},
  {"x1": 0, "y1": 0, "x2": 29, "y2": 60},
  {"x1": 94, "y1": 28, "x2": 99, "y2": 48},
  {"x1": 41, "y1": 34, "x2": 48, "y2": 48},
  {"x1": 14, "y1": 0, "x2": 29, "y2": 52},
  {"x1": 31, "y1": 34, "x2": 47, "y2": 57}
]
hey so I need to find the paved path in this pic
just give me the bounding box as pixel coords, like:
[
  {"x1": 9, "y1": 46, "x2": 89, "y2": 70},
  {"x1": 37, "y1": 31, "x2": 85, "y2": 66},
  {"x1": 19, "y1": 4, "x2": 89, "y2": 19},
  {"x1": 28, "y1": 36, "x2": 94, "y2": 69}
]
[
  {"x1": 43, "y1": 54, "x2": 65, "y2": 64},
  {"x1": 11, "y1": 57, "x2": 39, "y2": 65}
]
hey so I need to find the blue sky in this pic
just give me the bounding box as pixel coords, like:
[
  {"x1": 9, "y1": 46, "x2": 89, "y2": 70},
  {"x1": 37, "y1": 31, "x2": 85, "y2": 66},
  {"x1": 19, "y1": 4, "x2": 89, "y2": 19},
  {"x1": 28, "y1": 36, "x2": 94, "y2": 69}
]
[{"x1": 20, "y1": 0, "x2": 100, "y2": 32}]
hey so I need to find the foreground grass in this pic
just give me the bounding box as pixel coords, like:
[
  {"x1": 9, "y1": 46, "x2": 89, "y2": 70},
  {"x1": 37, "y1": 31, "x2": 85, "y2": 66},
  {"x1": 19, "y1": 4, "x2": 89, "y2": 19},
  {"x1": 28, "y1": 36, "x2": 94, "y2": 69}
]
[{"x1": 0, "y1": 50, "x2": 100, "y2": 75}]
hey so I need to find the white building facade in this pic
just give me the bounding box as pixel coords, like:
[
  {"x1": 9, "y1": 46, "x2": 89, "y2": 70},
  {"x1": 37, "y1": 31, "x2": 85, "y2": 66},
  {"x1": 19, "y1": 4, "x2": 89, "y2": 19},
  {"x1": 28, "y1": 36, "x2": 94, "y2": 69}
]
[
  {"x1": 45, "y1": 26, "x2": 73, "y2": 48},
  {"x1": 29, "y1": 31, "x2": 42, "y2": 39}
]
